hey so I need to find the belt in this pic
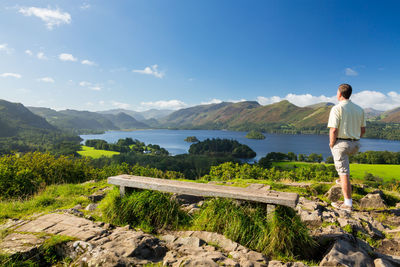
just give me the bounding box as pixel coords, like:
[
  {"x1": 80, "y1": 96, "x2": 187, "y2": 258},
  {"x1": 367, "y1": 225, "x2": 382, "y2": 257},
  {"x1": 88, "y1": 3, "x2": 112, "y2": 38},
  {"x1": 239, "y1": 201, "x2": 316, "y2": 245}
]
[{"x1": 337, "y1": 138, "x2": 359, "y2": 141}]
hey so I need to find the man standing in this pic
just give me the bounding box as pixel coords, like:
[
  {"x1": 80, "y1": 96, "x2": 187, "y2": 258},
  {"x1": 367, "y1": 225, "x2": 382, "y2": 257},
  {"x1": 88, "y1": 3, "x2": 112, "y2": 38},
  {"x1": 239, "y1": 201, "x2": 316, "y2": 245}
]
[{"x1": 328, "y1": 84, "x2": 366, "y2": 211}]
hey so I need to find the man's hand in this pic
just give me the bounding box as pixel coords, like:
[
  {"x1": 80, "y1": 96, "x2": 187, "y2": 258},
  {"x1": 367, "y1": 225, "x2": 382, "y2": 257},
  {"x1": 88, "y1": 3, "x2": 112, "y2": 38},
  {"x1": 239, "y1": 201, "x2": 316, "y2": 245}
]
[{"x1": 329, "y1": 127, "x2": 338, "y2": 148}]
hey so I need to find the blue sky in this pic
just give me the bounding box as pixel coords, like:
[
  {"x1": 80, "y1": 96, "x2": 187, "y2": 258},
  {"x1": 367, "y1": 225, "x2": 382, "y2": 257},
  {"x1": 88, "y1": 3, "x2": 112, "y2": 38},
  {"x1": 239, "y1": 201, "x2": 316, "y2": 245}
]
[{"x1": 1, "y1": 0, "x2": 400, "y2": 111}]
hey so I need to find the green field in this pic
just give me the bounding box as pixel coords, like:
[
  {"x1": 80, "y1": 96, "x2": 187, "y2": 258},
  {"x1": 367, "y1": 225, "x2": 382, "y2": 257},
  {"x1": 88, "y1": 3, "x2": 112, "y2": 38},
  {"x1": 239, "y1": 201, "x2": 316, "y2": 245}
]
[
  {"x1": 273, "y1": 161, "x2": 400, "y2": 182},
  {"x1": 77, "y1": 146, "x2": 120, "y2": 159}
]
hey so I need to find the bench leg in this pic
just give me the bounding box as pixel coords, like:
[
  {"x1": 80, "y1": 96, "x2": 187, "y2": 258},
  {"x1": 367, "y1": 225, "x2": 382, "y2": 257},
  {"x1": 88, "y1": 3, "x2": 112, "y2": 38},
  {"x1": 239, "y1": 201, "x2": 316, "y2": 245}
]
[
  {"x1": 120, "y1": 186, "x2": 125, "y2": 197},
  {"x1": 266, "y1": 204, "x2": 276, "y2": 219}
]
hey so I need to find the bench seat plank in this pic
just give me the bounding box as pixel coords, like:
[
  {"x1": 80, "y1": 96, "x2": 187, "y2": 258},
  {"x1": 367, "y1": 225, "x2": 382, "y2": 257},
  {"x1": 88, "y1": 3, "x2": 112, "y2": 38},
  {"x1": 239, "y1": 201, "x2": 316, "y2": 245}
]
[{"x1": 108, "y1": 175, "x2": 298, "y2": 208}]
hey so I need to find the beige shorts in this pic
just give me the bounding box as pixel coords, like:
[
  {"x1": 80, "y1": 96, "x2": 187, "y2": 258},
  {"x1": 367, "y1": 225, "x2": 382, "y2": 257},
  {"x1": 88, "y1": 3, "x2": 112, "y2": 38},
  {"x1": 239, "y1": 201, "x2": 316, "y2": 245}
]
[{"x1": 330, "y1": 140, "x2": 360, "y2": 176}]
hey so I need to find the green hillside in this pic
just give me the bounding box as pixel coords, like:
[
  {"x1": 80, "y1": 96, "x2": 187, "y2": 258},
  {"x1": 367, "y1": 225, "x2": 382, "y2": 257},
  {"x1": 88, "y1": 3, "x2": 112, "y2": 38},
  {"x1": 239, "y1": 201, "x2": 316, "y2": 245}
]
[{"x1": 0, "y1": 100, "x2": 81, "y2": 154}]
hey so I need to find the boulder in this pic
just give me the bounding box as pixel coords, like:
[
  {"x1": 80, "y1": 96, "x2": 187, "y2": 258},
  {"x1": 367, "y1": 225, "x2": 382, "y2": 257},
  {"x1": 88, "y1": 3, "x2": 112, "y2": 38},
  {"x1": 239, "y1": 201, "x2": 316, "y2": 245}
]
[
  {"x1": 359, "y1": 193, "x2": 387, "y2": 209},
  {"x1": 324, "y1": 185, "x2": 342, "y2": 202},
  {"x1": 319, "y1": 235, "x2": 374, "y2": 267}
]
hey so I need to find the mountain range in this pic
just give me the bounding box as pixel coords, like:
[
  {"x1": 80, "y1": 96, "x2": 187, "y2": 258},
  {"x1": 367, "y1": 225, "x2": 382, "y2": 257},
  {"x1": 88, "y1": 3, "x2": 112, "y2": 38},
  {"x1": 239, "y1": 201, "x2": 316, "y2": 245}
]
[
  {"x1": 28, "y1": 107, "x2": 150, "y2": 134},
  {"x1": 2, "y1": 98, "x2": 400, "y2": 140}
]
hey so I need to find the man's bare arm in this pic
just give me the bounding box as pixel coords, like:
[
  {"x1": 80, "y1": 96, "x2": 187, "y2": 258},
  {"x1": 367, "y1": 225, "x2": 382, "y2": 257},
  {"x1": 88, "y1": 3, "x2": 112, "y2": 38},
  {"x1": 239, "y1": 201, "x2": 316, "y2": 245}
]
[
  {"x1": 360, "y1": 127, "x2": 366, "y2": 138},
  {"x1": 329, "y1": 127, "x2": 338, "y2": 148}
]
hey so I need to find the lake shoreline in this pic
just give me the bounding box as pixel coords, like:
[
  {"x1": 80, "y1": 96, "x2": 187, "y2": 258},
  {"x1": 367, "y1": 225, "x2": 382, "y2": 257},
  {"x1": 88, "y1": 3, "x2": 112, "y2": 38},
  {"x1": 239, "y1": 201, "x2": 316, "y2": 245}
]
[{"x1": 80, "y1": 129, "x2": 400, "y2": 161}]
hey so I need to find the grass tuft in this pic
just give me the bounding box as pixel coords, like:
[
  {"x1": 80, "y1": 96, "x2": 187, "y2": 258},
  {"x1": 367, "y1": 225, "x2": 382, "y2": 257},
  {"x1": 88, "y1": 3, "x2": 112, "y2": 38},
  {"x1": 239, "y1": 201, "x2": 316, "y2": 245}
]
[
  {"x1": 192, "y1": 198, "x2": 317, "y2": 260},
  {"x1": 99, "y1": 187, "x2": 190, "y2": 232}
]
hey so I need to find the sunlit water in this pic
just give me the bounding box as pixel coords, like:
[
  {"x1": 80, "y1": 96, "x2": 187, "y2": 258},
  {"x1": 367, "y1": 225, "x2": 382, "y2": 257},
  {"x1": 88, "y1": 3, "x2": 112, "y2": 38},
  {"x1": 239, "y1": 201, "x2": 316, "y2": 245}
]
[{"x1": 80, "y1": 129, "x2": 400, "y2": 161}]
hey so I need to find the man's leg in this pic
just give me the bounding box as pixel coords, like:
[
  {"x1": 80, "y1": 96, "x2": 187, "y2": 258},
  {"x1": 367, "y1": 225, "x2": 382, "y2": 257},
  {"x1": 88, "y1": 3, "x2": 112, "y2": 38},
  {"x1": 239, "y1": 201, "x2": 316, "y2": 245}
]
[
  {"x1": 340, "y1": 174, "x2": 352, "y2": 207},
  {"x1": 331, "y1": 141, "x2": 352, "y2": 210}
]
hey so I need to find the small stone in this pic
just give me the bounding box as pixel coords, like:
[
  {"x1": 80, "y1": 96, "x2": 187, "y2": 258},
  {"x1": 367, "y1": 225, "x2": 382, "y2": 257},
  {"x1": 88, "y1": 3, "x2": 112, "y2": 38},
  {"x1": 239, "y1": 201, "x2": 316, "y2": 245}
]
[
  {"x1": 299, "y1": 210, "x2": 322, "y2": 226},
  {"x1": 374, "y1": 258, "x2": 395, "y2": 267},
  {"x1": 181, "y1": 258, "x2": 219, "y2": 267},
  {"x1": 73, "y1": 204, "x2": 83, "y2": 210},
  {"x1": 268, "y1": 260, "x2": 286, "y2": 266},
  {"x1": 103, "y1": 223, "x2": 112, "y2": 230},
  {"x1": 88, "y1": 193, "x2": 105, "y2": 202},
  {"x1": 240, "y1": 259, "x2": 255, "y2": 267},
  {"x1": 229, "y1": 251, "x2": 244, "y2": 260},
  {"x1": 85, "y1": 203, "x2": 98, "y2": 211},
  {"x1": 221, "y1": 257, "x2": 239, "y2": 266},
  {"x1": 246, "y1": 251, "x2": 266, "y2": 262}
]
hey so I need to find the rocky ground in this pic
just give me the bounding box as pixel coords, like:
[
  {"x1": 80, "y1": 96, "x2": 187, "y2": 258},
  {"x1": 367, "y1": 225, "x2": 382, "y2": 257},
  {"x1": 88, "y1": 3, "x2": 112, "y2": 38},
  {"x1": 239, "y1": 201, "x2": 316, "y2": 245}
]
[{"x1": 0, "y1": 182, "x2": 400, "y2": 266}]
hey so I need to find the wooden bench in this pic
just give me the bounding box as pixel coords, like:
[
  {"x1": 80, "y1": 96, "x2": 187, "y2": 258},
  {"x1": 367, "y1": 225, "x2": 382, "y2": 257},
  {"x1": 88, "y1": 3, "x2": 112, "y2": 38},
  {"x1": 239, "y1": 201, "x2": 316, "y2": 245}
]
[{"x1": 108, "y1": 175, "x2": 299, "y2": 208}]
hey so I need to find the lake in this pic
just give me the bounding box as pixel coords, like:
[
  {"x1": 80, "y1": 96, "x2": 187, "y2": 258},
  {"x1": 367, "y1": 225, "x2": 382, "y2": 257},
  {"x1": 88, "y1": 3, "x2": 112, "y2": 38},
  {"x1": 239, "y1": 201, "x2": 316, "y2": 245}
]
[{"x1": 80, "y1": 129, "x2": 400, "y2": 161}]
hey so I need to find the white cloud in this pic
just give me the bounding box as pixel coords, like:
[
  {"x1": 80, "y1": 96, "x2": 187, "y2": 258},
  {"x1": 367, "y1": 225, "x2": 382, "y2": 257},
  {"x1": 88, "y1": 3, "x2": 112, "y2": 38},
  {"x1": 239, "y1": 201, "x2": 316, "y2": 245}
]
[
  {"x1": 99, "y1": 101, "x2": 105, "y2": 105},
  {"x1": 0, "y1": 73, "x2": 22, "y2": 79},
  {"x1": 80, "y1": 3, "x2": 91, "y2": 10},
  {"x1": 18, "y1": 7, "x2": 71, "y2": 30},
  {"x1": 37, "y1": 52, "x2": 47, "y2": 60},
  {"x1": 345, "y1": 67, "x2": 358, "y2": 76},
  {"x1": 132, "y1": 64, "x2": 165, "y2": 78},
  {"x1": 86, "y1": 102, "x2": 94, "y2": 106},
  {"x1": 0, "y1": 43, "x2": 13, "y2": 54},
  {"x1": 25, "y1": 49, "x2": 33, "y2": 56},
  {"x1": 59, "y1": 53, "x2": 77, "y2": 62},
  {"x1": 351, "y1": 90, "x2": 400, "y2": 111},
  {"x1": 140, "y1": 100, "x2": 187, "y2": 110},
  {"x1": 228, "y1": 98, "x2": 247, "y2": 103},
  {"x1": 81, "y1": 59, "x2": 96, "y2": 66},
  {"x1": 112, "y1": 101, "x2": 131, "y2": 109},
  {"x1": 256, "y1": 90, "x2": 400, "y2": 111},
  {"x1": 201, "y1": 98, "x2": 223, "y2": 105},
  {"x1": 90, "y1": 86, "x2": 101, "y2": 91},
  {"x1": 37, "y1": 77, "x2": 54, "y2": 83},
  {"x1": 79, "y1": 81, "x2": 91, "y2": 87}
]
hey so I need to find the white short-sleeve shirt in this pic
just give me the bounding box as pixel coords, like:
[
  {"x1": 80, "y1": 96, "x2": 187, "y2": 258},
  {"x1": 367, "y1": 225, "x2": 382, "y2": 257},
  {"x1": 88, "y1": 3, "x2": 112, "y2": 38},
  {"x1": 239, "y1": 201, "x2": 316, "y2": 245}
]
[{"x1": 327, "y1": 100, "x2": 366, "y2": 140}]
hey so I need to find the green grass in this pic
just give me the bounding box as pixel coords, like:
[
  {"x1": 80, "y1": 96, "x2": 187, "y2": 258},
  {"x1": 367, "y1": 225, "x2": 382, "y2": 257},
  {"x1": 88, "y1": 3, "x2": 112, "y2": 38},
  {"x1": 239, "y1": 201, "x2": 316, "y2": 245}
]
[
  {"x1": 0, "y1": 180, "x2": 108, "y2": 223},
  {"x1": 77, "y1": 146, "x2": 120, "y2": 159},
  {"x1": 272, "y1": 161, "x2": 400, "y2": 182}
]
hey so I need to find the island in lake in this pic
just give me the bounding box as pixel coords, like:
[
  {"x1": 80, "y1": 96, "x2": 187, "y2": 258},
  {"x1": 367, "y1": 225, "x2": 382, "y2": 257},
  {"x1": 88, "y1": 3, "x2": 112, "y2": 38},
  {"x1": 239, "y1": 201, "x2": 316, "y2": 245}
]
[
  {"x1": 245, "y1": 130, "x2": 266, "y2": 140},
  {"x1": 184, "y1": 136, "x2": 199, "y2": 142}
]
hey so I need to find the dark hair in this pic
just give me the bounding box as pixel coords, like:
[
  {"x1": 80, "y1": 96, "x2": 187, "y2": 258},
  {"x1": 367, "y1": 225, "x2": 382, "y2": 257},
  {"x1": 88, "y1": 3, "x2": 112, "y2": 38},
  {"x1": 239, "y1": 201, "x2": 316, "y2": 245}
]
[{"x1": 338, "y1": 84, "x2": 352, "y2": 99}]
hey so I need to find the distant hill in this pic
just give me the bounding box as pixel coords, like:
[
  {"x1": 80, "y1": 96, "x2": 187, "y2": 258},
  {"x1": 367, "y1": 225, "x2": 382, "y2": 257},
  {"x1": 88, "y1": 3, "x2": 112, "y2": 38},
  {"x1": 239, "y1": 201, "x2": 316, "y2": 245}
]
[
  {"x1": 140, "y1": 109, "x2": 174, "y2": 120},
  {"x1": 97, "y1": 109, "x2": 146, "y2": 121},
  {"x1": 97, "y1": 108, "x2": 174, "y2": 121},
  {"x1": 0, "y1": 100, "x2": 81, "y2": 154},
  {"x1": 29, "y1": 107, "x2": 149, "y2": 134},
  {"x1": 102, "y1": 112, "x2": 149, "y2": 129},
  {"x1": 306, "y1": 102, "x2": 334, "y2": 109},
  {"x1": 159, "y1": 101, "x2": 255, "y2": 128},
  {"x1": 364, "y1": 108, "x2": 384, "y2": 120},
  {"x1": 159, "y1": 100, "x2": 331, "y2": 132},
  {"x1": 381, "y1": 107, "x2": 400, "y2": 123}
]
